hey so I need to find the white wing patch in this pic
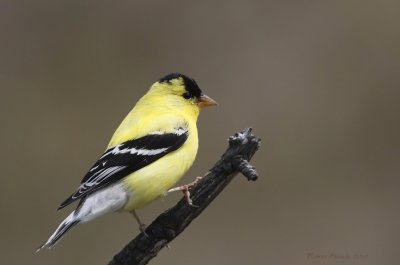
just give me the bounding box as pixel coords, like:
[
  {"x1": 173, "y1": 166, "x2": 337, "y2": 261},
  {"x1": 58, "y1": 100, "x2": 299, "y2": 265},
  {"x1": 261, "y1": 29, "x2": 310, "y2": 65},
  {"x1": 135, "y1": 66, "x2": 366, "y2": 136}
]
[
  {"x1": 174, "y1": 127, "x2": 187, "y2": 136},
  {"x1": 101, "y1": 144, "x2": 169, "y2": 159},
  {"x1": 74, "y1": 166, "x2": 127, "y2": 199},
  {"x1": 100, "y1": 128, "x2": 187, "y2": 159},
  {"x1": 150, "y1": 128, "x2": 186, "y2": 135}
]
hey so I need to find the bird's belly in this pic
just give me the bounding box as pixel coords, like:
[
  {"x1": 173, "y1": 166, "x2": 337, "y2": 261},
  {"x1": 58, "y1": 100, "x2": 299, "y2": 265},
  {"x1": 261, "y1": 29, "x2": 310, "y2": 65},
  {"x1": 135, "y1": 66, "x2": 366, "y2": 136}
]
[{"x1": 121, "y1": 145, "x2": 196, "y2": 211}]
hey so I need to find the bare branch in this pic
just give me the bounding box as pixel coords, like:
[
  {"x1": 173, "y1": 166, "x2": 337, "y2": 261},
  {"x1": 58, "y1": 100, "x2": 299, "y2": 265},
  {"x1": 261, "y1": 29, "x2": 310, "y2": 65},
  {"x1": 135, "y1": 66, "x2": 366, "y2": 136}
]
[{"x1": 108, "y1": 128, "x2": 261, "y2": 265}]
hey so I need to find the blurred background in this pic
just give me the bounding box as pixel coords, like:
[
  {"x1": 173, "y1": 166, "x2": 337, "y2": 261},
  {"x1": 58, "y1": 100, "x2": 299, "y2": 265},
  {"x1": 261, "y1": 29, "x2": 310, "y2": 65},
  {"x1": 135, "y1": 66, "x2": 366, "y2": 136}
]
[{"x1": 1, "y1": 1, "x2": 399, "y2": 265}]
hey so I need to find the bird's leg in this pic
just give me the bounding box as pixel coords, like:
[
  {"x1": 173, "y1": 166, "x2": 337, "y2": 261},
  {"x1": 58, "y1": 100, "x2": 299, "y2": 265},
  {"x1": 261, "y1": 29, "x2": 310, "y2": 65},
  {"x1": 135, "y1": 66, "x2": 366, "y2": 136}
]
[
  {"x1": 130, "y1": 210, "x2": 148, "y2": 236},
  {"x1": 167, "y1": 176, "x2": 203, "y2": 207}
]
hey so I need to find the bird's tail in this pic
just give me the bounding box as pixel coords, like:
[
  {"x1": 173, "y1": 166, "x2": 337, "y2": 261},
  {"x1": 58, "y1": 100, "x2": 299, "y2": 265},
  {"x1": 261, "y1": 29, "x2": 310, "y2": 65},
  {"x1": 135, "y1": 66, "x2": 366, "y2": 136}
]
[{"x1": 36, "y1": 211, "x2": 80, "y2": 252}]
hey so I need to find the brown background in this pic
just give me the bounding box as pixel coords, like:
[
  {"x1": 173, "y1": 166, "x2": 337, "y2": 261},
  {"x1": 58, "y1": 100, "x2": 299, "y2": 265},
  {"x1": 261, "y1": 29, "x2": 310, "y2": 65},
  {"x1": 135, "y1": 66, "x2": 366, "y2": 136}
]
[{"x1": 1, "y1": 1, "x2": 399, "y2": 265}]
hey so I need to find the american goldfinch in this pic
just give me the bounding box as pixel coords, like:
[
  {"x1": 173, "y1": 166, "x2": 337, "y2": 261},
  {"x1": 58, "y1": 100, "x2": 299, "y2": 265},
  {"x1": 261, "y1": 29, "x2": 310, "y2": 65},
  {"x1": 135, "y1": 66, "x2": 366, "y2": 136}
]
[{"x1": 38, "y1": 73, "x2": 217, "y2": 250}]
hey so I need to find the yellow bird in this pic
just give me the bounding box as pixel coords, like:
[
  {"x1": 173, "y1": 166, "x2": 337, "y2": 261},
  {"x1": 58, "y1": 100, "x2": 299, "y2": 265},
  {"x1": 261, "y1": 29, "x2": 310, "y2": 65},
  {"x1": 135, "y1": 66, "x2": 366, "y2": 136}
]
[{"x1": 38, "y1": 73, "x2": 217, "y2": 250}]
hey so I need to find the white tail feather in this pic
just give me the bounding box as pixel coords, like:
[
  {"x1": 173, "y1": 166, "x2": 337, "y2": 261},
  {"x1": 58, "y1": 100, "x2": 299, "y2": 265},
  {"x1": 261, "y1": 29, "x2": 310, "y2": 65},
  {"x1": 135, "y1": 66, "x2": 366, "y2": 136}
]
[{"x1": 37, "y1": 183, "x2": 129, "y2": 252}]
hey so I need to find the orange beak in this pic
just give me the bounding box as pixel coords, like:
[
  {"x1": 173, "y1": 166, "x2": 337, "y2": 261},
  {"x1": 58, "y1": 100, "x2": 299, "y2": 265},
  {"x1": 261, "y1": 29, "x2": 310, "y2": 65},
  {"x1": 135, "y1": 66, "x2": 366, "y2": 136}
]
[{"x1": 197, "y1": 94, "x2": 218, "y2": 108}]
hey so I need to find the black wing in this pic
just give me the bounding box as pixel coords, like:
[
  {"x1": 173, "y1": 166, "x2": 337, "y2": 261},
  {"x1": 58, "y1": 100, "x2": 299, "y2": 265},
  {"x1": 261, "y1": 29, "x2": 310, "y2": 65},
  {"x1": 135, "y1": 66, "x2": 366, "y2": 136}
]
[{"x1": 58, "y1": 128, "x2": 188, "y2": 209}]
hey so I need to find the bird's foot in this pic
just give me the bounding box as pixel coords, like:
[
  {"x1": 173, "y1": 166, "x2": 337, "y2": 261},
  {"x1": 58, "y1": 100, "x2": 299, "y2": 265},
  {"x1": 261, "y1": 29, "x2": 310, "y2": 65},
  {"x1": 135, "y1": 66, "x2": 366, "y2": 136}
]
[
  {"x1": 167, "y1": 176, "x2": 203, "y2": 207},
  {"x1": 130, "y1": 210, "x2": 149, "y2": 237},
  {"x1": 139, "y1": 223, "x2": 148, "y2": 237}
]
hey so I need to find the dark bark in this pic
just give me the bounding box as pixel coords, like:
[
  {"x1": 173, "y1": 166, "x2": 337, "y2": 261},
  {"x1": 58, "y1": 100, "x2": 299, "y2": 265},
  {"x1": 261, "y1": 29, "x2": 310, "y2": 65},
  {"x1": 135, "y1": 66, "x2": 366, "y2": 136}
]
[{"x1": 108, "y1": 128, "x2": 261, "y2": 265}]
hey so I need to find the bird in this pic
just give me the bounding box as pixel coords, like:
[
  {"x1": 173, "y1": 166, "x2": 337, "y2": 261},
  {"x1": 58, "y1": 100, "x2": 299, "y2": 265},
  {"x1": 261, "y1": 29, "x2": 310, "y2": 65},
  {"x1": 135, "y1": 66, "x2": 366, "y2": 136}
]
[{"x1": 37, "y1": 73, "x2": 217, "y2": 251}]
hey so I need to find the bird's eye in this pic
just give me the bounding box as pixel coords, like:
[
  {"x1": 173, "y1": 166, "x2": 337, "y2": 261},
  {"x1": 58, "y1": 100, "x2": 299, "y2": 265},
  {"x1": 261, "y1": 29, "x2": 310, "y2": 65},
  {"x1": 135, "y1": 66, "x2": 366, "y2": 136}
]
[{"x1": 182, "y1": 92, "x2": 191, "y2": 99}]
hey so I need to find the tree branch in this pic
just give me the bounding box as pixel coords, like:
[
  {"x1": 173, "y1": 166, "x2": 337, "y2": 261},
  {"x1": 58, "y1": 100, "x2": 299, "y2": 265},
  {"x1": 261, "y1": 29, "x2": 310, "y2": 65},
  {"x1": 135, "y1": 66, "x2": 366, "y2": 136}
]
[{"x1": 107, "y1": 128, "x2": 261, "y2": 265}]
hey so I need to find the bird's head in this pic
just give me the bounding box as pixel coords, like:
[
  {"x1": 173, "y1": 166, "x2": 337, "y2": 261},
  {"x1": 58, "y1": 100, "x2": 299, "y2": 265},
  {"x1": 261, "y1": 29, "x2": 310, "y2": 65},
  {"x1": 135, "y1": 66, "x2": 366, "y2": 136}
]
[{"x1": 145, "y1": 73, "x2": 217, "y2": 116}]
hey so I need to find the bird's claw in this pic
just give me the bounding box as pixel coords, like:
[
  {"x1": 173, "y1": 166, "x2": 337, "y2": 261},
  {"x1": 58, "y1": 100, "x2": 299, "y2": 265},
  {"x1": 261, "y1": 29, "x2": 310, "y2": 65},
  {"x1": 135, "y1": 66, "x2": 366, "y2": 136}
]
[
  {"x1": 168, "y1": 176, "x2": 203, "y2": 207},
  {"x1": 184, "y1": 188, "x2": 199, "y2": 208},
  {"x1": 139, "y1": 223, "x2": 149, "y2": 237},
  {"x1": 131, "y1": 210, "x2": 149, "y2": 237}
]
